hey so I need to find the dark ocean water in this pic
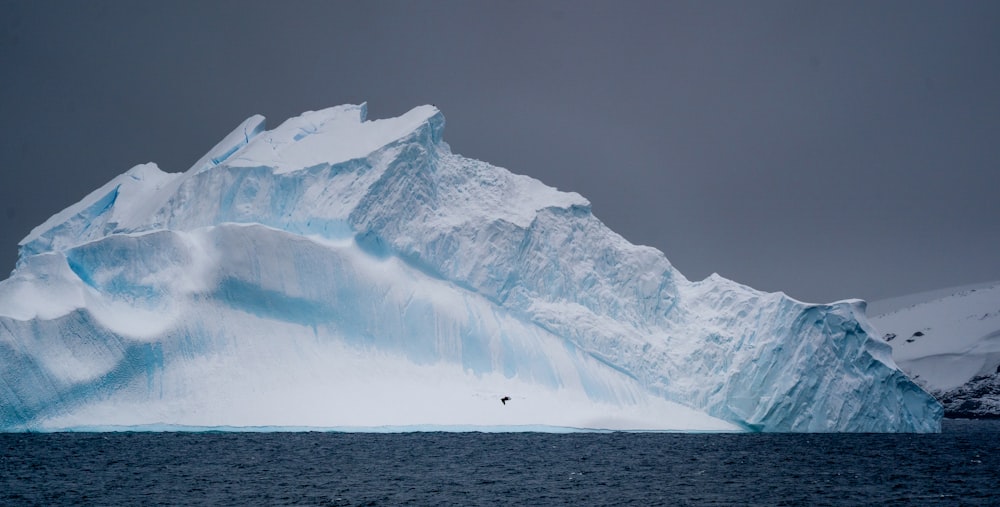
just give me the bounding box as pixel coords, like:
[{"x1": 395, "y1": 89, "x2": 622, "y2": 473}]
[{"x1": 2, "y1": 420, "x2": 998, "y2": 506}]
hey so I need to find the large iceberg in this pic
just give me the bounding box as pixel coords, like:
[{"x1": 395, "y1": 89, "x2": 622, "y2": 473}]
[{"x1": 0, "y1": 104, "x2": 941, "y2": 432}]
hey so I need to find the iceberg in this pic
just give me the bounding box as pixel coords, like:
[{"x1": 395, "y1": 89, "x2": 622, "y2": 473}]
[{"x1": 0, "y1": 104, "x2": 941, "y2": 432}]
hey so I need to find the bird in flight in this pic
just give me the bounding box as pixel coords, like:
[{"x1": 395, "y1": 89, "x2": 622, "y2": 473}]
[{"x1": 500, "y1": 396, "x2": 511, "y2": 405}]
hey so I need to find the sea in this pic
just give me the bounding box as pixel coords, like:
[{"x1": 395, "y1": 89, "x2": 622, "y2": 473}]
[{"x1": 2, "y1": 419, "x2": 998, "y2": 506}]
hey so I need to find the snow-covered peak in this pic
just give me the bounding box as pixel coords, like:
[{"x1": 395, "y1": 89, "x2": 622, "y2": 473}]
[
  {"x1": 870, "y1": 282, "x2": 1000, "y2": 390},
  {"x1": 868, "y1": 282, "x2": 1000, "y2": 419}
]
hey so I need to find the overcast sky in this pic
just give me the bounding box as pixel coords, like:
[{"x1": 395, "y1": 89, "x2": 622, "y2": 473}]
[{"x1": 2, "y1": 0, "x2": 998, "y2": 304}]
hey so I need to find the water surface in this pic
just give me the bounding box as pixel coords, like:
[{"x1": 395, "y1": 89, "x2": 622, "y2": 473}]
[{"x1": 2, "y1": 420, "x2": 997, "y2": 505}]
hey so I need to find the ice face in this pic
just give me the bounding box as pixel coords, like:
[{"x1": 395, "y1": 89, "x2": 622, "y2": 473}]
[{"x1": 0, "y1": 104, "x2": 942, "y2": 432}]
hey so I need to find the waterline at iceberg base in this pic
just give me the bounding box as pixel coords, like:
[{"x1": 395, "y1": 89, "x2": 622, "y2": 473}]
[{"x1": 0, "y1": 104, "x2": 941, "y2": 432}]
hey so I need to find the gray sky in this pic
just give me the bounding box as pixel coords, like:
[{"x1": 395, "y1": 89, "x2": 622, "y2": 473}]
[{"x1": 2, "y1": 0, "x2": 998, "y2": 304}]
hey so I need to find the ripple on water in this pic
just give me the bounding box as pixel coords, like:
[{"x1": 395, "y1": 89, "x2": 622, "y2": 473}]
[{"x1": 1, "y1": 421, "x2": 998, "y2": 505}]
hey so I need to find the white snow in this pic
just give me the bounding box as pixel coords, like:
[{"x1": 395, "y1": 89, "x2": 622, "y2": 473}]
[
  {"x1": 867, "y1": 280, "x2": 1000, "y2": 316},
  {"x1": 188, "y1": 114, "x2": 267, "y2": 174},
  {"x1": 226, "y1": 104, "x2": 441, "y2": 174},
  {"x1": 869, "y1": 282, "x2": 1000, "y2": 391}
]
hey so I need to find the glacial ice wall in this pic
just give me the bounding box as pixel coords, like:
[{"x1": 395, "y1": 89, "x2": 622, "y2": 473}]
[{"x1": 0, "y1": 104, "x2": 942, "y2": 432}]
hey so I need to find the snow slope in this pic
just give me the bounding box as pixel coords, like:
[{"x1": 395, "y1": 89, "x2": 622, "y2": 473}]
[
  {"x1": 0, "y1": 104, "x2": 941, "y2": 432},
  {"x1": 870, "y1": 282, "x2": 1000, "y2": 418}
]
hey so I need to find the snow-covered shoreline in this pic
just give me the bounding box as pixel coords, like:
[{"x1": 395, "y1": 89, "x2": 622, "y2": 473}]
[{"x1": 870, "y1": 282, "x2": 1000, "y2": 418}]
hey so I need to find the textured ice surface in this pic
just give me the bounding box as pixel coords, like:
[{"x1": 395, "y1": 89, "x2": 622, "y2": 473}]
[{"x1": 0, "y1": 104, "x2": 941, "y2": 432}]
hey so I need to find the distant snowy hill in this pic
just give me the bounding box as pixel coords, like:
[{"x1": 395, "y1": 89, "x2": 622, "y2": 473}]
[
  {"x1": 870, "y1": 282, "x2": 1000, "y2": 418},
  {"x1": 0, "y1": 104, "x2": 940, "y2": 432}
]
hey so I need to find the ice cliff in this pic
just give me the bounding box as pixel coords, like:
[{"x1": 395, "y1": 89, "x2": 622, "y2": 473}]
[{"x1": 0, "y1": 104, "x2": 942, "y2": 432}]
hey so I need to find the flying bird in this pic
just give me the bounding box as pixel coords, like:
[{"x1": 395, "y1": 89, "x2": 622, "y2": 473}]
[{"x1": 500, "y1": 396, "x2": 511, "y2": 405}]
